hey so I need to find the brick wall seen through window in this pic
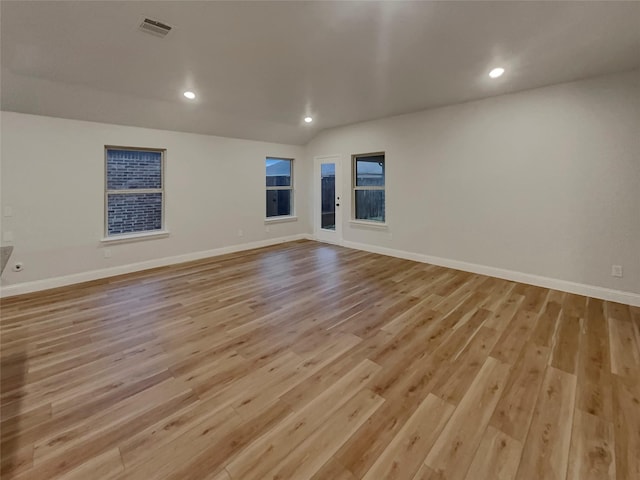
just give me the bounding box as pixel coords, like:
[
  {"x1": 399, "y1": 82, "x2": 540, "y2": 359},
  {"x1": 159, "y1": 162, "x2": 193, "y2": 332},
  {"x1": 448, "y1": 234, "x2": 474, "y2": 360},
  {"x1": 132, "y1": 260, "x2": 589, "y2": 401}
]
[{"x1": 105, "y1": 147, "x2": 165, "y2": 236}]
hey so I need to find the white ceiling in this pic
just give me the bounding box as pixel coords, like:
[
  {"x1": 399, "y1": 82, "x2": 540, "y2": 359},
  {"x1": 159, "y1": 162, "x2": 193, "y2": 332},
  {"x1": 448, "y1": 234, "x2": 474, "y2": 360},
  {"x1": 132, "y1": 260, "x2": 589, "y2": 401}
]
[{"x1": 2, "y1": 1, "x2": 639, "y2": 145}]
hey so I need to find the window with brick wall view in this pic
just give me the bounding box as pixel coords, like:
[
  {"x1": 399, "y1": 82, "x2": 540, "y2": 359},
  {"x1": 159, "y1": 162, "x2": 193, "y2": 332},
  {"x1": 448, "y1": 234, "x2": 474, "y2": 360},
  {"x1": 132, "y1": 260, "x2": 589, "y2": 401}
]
[
  {"x1": 266, "y1": 158, "x2": 293, "y2": 218},
  {"x1": 105, "y1": 147, "x2": 165, "y2": 236},
  {"x1": 353, "y1": 153, "x2": 385, "y2": 222}
]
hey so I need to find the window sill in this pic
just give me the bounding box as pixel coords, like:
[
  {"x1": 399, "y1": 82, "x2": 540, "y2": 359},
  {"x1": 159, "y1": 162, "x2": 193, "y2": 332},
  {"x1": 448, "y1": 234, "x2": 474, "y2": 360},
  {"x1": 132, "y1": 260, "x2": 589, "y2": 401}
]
[
  {"x1": 349, "y1": 220, "x2": 389, "y2": 231},
  {"x1": 100, "y1": 230, "x2": 170, "y2": 244},
  {"x1": 264, "y1": 216, "x2": 298, "y2": 225}
]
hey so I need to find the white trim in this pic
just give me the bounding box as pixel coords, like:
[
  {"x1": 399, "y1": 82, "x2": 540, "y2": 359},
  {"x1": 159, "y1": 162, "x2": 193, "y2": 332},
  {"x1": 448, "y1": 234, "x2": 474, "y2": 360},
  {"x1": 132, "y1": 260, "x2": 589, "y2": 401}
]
[
  {"x1": 348, "y1": 220, "x2": 389, "y2": 230},
  {"x1": 264, "y1": 216, "x2": 298, "y2": 224},
  {"x1": 104, "y1": 146, "x2": 166, "y2": 239},
  {"x1": 106, "y1": 188, "x2": 161, "y2": 194},
  {"x1": 314, "y1": 154, "x2": 343, "y2": 245},
  {"x1": 100, "y1": 230, "x2": 170, "y2": 244},
  {"x1": 309, "y1": 234, "x2": 342, "y2": 246},
  {"x1": 340, "y1": 240, "x2": 640, "y2": 307},
  {"x1": 352, "y1": 152, "x2": 386, "y2": 225},
  {"x1": 265, "y1": 157, "x2": 294, "y2": 219},
  {"x1": 4, "y1": 234, "x2": 637, "y2": 307},
  {"x1": 0, "y1": 234, "x2": 312, "y2": 298}
]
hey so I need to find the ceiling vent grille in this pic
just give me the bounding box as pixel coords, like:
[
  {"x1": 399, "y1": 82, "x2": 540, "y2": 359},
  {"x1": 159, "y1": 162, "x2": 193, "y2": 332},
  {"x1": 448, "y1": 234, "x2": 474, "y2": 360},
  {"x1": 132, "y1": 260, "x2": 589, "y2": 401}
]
[{"x1": 138, "y1": 18, "x2": 172, "y2": 38}]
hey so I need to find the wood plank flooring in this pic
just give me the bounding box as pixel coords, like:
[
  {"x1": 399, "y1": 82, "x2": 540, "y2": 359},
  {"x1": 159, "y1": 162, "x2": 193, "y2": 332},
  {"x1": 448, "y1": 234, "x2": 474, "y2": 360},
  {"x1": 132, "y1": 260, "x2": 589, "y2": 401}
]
[{"x1": 1, "y1": 240, "x2": 638, "y2": 479}]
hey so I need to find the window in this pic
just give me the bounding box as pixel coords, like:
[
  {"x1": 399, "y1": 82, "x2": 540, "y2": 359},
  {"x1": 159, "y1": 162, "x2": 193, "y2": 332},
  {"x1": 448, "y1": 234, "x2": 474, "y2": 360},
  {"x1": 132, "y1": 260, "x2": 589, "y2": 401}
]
[
  {"x1": 266, "y1": 157, "x2": 293, "y2": 218},
  {"x1": 353, "y1": 153, "x2": 385, "y2": 223},
  {"x1": 105, "y1": 146, "x2": 165, "y2": 237}
]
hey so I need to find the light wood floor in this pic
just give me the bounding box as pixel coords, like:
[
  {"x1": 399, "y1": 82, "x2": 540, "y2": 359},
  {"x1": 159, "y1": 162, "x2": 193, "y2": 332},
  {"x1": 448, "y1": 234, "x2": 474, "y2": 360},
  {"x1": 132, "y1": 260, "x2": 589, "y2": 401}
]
[{"x1": 1, "y1": 240, "x2": 638, "y2": 480}]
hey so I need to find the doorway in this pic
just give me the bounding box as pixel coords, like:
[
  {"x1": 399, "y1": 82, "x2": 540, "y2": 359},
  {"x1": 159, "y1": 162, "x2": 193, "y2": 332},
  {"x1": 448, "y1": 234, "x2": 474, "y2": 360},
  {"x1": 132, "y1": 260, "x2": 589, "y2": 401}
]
[{"x1": 314, "y1": 155, "x2": 342, "y2": 244}]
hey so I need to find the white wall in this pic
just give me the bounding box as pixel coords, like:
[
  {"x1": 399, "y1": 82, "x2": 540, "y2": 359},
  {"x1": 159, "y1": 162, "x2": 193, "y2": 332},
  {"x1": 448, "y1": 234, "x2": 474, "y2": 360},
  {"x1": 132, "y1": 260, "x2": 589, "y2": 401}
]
[
  {"x1": 2, "y1": 70, "x2": 639, "y2": 301},
  {"x1": 306, "y1": 70, "x2": 640, "y2": 297},
  {"x1": 0, "y1": 113, "x2": 308, "y2": 289}
]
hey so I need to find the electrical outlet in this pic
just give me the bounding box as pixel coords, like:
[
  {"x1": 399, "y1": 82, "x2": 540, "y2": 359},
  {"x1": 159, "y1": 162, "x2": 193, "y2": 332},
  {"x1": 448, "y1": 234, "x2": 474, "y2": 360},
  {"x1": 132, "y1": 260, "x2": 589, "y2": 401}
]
[
  {"x1": 103, "y1": 248, "x2": 112, "y2": 259},
  {"x1": 3, "y1": 206, "x2": 13, "y2": 217},
  {"x1": 237, "y1": 229, "x2": 244, "y2": 237},
  {"x1": 611, "y1": 265, "x2": 623, "y2": 278},
  {"x1": 265, "y1": 226, "x2": 270, "y2": 233}
]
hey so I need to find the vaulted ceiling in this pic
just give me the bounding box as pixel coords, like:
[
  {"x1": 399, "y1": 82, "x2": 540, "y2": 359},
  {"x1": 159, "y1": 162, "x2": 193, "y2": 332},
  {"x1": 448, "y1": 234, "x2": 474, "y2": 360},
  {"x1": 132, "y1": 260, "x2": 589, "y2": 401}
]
[{"x1": 2, "y1": 1, "x2": 639, "y2": 144}]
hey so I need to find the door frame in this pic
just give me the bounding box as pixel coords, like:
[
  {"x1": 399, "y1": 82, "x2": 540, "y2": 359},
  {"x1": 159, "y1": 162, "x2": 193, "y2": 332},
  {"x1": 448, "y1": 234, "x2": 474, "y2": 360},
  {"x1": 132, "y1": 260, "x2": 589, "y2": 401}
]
[{"x1": 314, "y1": 154, "x2": 343, "y2": 245}]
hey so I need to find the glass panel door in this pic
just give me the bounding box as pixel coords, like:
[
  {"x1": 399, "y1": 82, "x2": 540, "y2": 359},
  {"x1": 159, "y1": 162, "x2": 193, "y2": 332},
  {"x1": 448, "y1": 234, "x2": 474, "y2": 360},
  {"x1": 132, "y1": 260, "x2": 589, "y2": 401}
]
[
  {"x1": 321, "y1": 163, "x2": 336, "y2": 230},
  {"x1": 314, "y1": 155, "x2": 342, "y2": 244}
]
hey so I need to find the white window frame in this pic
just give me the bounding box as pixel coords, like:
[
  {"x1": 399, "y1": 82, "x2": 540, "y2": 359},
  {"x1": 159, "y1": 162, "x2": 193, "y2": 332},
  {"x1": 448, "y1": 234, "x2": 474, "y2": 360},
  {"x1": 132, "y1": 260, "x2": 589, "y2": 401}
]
[
  {"x1": 103, "y1": 145, "x2": 167, "y2": 242},
  {"x1": 352, "y1": 152, "x2": 386, "y2": 225},
  {"x1": 265, "y1": 157, "x2": 296, "y2": 222}
]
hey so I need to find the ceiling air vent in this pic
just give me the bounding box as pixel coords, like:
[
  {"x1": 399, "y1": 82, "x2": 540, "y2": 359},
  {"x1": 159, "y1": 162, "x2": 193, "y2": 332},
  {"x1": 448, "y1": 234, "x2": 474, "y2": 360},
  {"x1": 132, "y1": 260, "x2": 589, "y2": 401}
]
[{"x1": 138, "y1": 18, "x2": 172, "y2": 38}]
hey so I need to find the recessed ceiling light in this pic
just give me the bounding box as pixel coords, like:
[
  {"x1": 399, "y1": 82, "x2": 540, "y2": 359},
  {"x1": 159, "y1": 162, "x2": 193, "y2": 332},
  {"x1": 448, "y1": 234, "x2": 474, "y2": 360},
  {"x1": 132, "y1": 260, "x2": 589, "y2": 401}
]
[
  {"x1": 489, "y1": 67, "x2": 505, "y2": 79},
  {"x1": 304, "y1": 116, "x2": 313, "y2": 123},
  {"x1": 183, "y1": 91, "x2": 196, "y2": 100}
]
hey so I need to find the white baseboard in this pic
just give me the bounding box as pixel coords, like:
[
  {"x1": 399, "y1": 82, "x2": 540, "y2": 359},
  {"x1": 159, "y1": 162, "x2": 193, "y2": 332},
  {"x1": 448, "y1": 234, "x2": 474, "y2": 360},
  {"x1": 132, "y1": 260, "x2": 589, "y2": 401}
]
[
  {"x1": 3, "y1": 234, "x2": 638, "y2": 307},
  {"x1": 341, "y1": 240, "x2": 640, "y2": 307},
  {"x1": 0, "y1": 234, "x2": 313, "y2": 298}
]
